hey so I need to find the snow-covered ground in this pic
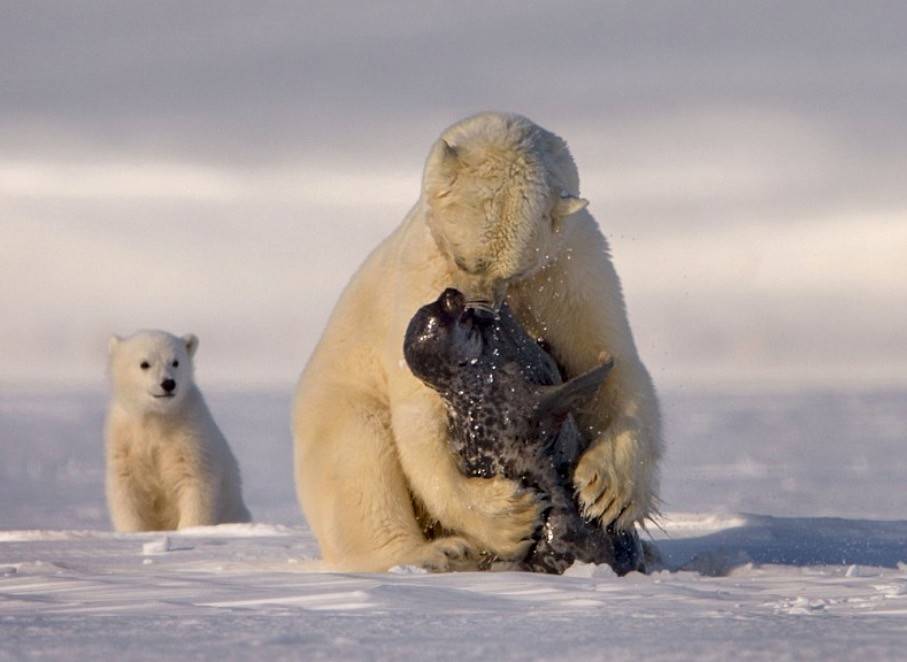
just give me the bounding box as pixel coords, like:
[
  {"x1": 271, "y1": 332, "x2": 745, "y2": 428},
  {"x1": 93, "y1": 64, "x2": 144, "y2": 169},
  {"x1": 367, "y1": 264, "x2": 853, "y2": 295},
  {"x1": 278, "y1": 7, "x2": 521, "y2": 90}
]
[{"x1": 2, "y1": 388, "x2": 906, "y2": 660}]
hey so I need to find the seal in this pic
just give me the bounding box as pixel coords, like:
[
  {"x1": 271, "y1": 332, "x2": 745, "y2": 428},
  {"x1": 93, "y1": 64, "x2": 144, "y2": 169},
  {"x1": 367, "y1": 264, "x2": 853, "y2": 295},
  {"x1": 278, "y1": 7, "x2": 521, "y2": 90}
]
[{"x1": 404, "y1": 288, "x2": 645, "y2": 575}]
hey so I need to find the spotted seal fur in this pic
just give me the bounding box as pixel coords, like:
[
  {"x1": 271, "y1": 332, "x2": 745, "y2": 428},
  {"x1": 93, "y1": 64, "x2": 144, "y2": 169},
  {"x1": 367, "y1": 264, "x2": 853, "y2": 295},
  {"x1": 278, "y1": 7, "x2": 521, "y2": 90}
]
[{"x1": 404, "y1": 288, "x2": 645, "y2": 575}]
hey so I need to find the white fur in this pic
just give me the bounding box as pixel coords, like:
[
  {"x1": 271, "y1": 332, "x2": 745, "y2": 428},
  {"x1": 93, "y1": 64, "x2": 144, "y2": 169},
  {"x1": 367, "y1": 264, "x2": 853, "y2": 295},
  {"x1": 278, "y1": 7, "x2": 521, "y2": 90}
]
[
  {"x1": 105, "y1": 330, "x2": 251, "y2": 531},
  {"x1": 293, "y1": 112, "x2": 661, "y2": 571}
]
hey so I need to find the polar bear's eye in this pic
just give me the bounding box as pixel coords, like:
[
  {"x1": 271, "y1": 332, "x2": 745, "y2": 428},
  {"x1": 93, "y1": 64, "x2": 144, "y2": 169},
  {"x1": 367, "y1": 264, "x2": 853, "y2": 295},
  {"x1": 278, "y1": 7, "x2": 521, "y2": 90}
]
[
  {"x1": 172, "y1": 360, "x2": 179, "y2": 368},
  {"x1": 140, "y1": 361, "x2": 150, "y2": 370}
]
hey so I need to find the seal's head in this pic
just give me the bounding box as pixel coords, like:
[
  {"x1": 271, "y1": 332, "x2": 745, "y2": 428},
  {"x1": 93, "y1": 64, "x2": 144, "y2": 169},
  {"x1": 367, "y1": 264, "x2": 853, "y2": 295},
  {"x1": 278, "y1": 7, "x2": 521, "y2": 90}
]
[{"x1": 404, "y1": 288, "x2": 485, "y2": 390}]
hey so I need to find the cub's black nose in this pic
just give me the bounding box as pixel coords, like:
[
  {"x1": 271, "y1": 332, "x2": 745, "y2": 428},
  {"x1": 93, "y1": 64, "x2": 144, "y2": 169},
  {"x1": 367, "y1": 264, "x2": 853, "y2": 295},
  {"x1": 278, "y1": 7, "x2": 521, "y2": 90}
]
[{"x1": 161, "y1": 379, "x2": 176, "y2": 393}]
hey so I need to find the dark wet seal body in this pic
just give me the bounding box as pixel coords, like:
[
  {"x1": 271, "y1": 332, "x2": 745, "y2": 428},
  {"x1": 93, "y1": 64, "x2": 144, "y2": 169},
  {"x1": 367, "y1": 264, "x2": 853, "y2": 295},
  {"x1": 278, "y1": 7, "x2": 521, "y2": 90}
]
[{"x1": 404, "y1": 288, "x2": 645, "y2": 575}]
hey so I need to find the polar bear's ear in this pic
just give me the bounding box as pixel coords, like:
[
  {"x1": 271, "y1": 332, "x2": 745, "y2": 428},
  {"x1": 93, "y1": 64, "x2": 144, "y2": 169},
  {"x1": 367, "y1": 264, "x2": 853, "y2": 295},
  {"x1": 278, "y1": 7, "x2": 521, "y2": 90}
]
[
  {"x1": 107, "y1": 335, "x2": 122, "y2": 356},
  {"x1": 427, "y1": 139, "x2": 461, "y2": 194},
  {"x1": 439, "y1": 140, "x2": 459, "y2": 175},
  {"x1": 554, "y1": 194, "x2": 589, "y2": 219},
  {"x1": 182, "y1": 334, "x2": 199, "y2": 358}
]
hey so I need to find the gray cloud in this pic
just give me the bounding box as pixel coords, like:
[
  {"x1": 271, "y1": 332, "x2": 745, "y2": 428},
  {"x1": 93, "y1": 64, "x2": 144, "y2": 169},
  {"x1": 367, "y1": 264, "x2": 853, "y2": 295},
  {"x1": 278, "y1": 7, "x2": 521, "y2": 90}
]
[
  {"x1": 4, "y1": 2, "x2": 906, "y2": 162},
  {"x1": 2, "y1": 1, "x2": 906, "y2": 389}
]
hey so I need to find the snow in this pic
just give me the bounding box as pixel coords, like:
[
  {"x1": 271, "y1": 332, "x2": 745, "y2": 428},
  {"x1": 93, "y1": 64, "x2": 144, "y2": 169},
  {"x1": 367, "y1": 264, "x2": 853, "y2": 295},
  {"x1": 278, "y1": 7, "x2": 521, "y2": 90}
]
[{"x1": 2, "y1": 388, "x2": 906, "y2": 660}]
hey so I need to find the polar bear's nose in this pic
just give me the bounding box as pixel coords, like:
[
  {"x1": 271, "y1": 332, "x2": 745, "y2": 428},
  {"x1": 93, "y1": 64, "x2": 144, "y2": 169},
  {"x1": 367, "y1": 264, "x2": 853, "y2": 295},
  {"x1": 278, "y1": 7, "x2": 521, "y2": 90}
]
[{"x1": 161, "y1": 379, "x2": 176, "y2": 393}]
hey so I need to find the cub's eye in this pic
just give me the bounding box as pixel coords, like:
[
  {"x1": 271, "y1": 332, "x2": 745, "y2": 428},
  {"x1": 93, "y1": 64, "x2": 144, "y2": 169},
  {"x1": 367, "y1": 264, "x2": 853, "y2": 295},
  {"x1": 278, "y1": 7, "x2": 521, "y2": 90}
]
[
  {"x1": 172, "y1": 360, "x2": 179, "y2": 368},
  {"x1": 140, "y1": 361, "x2": 150, "y2": 370}
]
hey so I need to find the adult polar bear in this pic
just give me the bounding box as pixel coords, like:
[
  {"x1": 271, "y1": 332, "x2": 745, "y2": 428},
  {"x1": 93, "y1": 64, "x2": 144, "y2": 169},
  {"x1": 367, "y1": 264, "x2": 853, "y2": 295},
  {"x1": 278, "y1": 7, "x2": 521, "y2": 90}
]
[{"x1": 293, "y1": 112, "x2": 661, "y2": 571}]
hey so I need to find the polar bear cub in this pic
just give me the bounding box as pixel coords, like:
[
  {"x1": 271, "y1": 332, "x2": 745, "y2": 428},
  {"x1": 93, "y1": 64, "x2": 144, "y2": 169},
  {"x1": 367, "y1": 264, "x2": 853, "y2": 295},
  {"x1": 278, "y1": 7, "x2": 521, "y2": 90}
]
[{"x1": 105, "y1": 330, "x2": 251, "y2": 532}]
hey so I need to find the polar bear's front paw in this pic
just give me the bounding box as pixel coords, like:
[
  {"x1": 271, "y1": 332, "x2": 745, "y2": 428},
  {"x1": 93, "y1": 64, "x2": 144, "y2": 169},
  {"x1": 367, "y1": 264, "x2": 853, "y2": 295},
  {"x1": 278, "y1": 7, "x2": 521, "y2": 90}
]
[
  {"x1": 461, "y1": 475, "x2": 545, "y2": 561},
  {"x1": 574, "y1": 441, "x2": 640, "y2": 529}
]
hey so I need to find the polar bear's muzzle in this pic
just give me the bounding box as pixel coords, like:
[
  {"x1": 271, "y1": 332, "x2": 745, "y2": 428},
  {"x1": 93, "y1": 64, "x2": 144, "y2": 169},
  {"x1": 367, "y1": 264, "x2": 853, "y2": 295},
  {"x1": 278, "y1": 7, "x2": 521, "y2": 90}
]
[{"x1": 447, "y1": 262, "x2": 504, "y2": 308}]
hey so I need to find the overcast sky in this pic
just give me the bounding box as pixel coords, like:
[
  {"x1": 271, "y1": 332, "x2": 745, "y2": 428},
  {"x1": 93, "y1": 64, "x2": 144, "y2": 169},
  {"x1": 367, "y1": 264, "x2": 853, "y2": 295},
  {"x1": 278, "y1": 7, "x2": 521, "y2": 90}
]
[{"x1": 2, "y1": 1, "x2": 906, "y2": 390}]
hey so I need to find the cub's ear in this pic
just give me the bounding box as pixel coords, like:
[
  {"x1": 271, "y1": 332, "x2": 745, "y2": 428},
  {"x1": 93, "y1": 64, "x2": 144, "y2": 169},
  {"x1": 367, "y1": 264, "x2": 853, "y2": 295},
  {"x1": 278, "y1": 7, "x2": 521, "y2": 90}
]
[
  {"x1": 182, "y1": 334, "x2": 199, "y2": 358},
  {"x1": 426, "y1": 139, "x2": 461, "y2": 195},
  {"x1": 107, "y1": 335, "x2": 122, "y2": 356},
  {"x1": 554, "y1": 194, "x2": 589, "y2": 219}
]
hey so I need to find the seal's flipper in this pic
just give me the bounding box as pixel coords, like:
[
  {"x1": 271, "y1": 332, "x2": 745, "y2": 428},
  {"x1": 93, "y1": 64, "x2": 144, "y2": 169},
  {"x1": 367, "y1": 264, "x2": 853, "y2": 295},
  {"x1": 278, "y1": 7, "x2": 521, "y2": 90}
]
[
  {"x1": 546, "y1": 416, "x2": 586, "y2": 471},
  {"x1": 532, "y1": 356, "x2": 614, "y2": 423}
]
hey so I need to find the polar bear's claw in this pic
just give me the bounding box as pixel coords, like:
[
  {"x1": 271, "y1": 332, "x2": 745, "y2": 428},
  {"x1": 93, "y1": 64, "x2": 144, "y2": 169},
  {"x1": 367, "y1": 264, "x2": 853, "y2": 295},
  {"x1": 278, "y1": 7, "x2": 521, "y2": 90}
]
[
  {"x1": 574, "y1": 443, "x2": 640, "y2": 529},
  {"x1": 419, "y1": 536, "x2": 477, "y2": 572}
]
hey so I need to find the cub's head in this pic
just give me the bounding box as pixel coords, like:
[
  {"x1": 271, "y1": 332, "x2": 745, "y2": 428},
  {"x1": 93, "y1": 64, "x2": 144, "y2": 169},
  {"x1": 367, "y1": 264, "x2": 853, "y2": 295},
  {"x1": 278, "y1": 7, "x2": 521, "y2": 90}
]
[
  {"x1": 422, "y1": 112, "x2": 588, "y2": 311},
  {"x1": 107, "y1": 330, "x2": 198, "y2": 414},
  {"x1": 403, "y1": 288, "x2": 486, "y2": 390}
]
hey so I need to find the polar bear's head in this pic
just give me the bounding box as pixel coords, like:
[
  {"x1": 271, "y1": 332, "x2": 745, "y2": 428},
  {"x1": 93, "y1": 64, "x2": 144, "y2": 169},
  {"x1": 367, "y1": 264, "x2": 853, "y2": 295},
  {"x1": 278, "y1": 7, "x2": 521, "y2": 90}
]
[
  {"x1": 107, "y1": 330, "x2": 199, "y2": 414},
  {"x1": 422, "y1": 112, "x2": 588, "y2": 310}
]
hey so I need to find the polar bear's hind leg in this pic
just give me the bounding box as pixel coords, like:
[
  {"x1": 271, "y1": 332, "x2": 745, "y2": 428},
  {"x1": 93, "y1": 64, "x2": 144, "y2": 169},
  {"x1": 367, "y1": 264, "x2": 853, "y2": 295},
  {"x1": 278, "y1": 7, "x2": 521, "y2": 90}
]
[{"x1": 294, "y1": 384, "x2": 476, "y2": 572}]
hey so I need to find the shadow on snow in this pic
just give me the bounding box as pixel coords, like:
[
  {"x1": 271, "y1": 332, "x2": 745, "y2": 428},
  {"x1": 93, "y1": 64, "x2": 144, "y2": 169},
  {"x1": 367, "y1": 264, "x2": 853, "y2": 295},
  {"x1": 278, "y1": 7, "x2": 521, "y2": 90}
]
[{"x1": 653, "y1": 513, "x2": 907, "y2": 576}]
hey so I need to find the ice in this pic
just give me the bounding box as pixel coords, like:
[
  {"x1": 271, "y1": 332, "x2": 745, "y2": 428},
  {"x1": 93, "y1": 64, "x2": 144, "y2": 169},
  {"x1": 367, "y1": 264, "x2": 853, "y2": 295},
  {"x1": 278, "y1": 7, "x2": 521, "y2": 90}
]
[
  {"x1": 846, "y1": 564, "x2": 883, "y2": 578},
  {"x1": 388, "y1": 565, "x2": 430, "y2": 575},
  {"x1": 562, "y1": 561, "x2": 616, "y2": 579},
  {"x1": 175, "y1": 523, "x2": 293, "y2": 538},
  {"x1": 2, "y1": 387, "x2": 907, "y2": 659},
  {"x1": 142, "y1": 536, "x2": 172, "y2": 555}
]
